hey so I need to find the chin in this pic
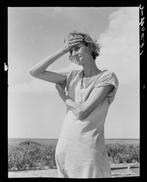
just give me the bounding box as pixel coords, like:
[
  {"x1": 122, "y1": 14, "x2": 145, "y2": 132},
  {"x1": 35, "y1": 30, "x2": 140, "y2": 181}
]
[
  {"x1": 77, "y1": 61, "x2": 82, "y2": 65},
  {"x1": 73, "y1": 59, "x2": 81, "y2": 65}
]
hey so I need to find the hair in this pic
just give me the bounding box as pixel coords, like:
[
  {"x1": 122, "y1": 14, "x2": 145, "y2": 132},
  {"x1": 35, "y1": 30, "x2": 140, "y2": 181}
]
[{"x1": 65, "y1": 31, "x2": 101, "y2": 61}]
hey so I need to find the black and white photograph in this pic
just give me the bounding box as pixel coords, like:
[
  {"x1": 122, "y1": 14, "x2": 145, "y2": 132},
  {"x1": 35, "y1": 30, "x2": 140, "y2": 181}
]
[{"x1": 8, "y1": 6, "x2": 140, "y2": 178}]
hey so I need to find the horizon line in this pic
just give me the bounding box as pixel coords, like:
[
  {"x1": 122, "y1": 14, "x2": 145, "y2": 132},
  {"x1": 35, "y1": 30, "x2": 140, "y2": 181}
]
[{"x1": 8, "y1": 137, "x2": 140, "y2": 140}]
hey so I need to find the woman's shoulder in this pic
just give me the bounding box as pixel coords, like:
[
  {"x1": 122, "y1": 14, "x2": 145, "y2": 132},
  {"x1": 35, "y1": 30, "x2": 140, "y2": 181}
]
[
  {"x1": 68, "y1": 69, "x2": 82, "y2": 78},
  {"x1": 66, "y1": 69, "x2": 82, "y2": 83},
  {"x1": 72, "y1": 69, "x2": 82, "y2": 74},
  {"x1": 100, "y1": 69, "x2": 118, "y2": 79},
  {"x1": 99, "y1": 69, "x2": 119, "y2": 86},
  {"x1": 101, "y1": 69, "x2": 115, "y2": 75}
]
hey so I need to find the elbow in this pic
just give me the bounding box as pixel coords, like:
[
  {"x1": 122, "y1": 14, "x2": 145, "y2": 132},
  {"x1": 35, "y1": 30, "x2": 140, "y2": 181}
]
[
  {"x1": 29, "y1": 69, "x2": 39, "y2": 77},
  {"x1": 74, "y1": 107, "x2": 86, "y2": 120},
  {"x1": 29, "y1": 69, "x2": 34, "y2": 76},
  {"x1": 76, "y1": 112, "x2": 87, "y2": 120},
  {"x1": 78, "y1": 112, "x2": 87, "y2": 120},
  {"x1": 29, "y1": 69, "x2": 36, "y2": 77},
  {"x1": 75, "y1": 105, "x2": 94, "y2": 120}
]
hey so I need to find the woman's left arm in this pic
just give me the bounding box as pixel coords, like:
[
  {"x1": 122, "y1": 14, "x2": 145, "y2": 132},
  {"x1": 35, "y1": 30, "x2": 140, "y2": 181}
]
[{"x1": 56, "y1": 83, "x2": 114, "y2": 120}]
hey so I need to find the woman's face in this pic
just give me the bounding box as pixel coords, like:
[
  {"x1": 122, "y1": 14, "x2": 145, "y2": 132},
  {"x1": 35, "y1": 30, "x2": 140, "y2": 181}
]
[{"x1": 70, "y1": 43, "x2": 91, "y2": 65}]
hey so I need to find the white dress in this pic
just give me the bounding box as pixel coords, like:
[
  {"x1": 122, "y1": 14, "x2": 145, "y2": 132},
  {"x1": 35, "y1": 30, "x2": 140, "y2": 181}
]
[{"x1": 55, "y1": 69, "x2": 119, "y2": 178}]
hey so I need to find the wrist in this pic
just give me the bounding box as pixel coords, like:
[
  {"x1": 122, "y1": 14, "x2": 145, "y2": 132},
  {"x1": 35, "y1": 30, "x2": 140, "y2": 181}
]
[
  {"x1": 60, "y1": 93, "x2": 66, "y2": 100},
  {"x1": 61, "y1": 47, "x2": 69, "y2": 54},
  {"x1": 59, "y1": 91, "x2": 67, "y2": 101}
]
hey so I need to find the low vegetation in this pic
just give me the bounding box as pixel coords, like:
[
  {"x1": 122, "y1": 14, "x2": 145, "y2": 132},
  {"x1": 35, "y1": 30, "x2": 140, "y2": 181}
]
[
  {"x1": 8, "y1": 141, "x2": 56, "y2": 171},
  {"x1": 8, "y1": 140, "x2": 140, "y2": 171},
  {"x1": 106, "y1": 143, "x2": 139, "y2": 164}
]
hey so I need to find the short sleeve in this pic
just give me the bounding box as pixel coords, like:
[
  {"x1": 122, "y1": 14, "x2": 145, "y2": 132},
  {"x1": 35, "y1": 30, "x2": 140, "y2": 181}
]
[
  {"x1": 66, "y1": 70, "x2": 74, "y2": 89},
  {"x1": 94, "y1": 71, "x2": 119, "y2": 90},
  {"x1": 59, "y1": 70, "x2": 80, "y2": 91},
  {"x1": 94, "y1": 71, "x2": 119, "y2": 104}
]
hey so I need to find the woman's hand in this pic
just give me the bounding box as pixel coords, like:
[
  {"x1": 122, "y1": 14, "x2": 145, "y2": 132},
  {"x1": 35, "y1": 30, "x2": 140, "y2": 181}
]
[
  {"x1": 63, "y1": 37, "x2": 83, "y2": 53},
  {"x1": 56, "y1": 82, "x2": 67, "y2": 101}
]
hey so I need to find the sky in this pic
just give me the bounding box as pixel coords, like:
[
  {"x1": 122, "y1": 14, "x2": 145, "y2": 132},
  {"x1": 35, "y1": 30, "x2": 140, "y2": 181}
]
[{"x1": 8, "y1": 7, "x2": 139, "y2": 139}]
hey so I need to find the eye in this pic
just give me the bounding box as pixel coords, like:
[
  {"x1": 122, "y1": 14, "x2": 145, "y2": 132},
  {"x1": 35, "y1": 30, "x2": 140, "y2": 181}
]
[
  {"x1": 70, "y1": 45, "x2": 80, "y2": 55},
  {"x1": 74, "y1": 45, "x2": 80, "y2": 51}
]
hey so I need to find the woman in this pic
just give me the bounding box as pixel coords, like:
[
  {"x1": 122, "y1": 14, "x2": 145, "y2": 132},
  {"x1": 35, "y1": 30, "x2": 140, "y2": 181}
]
[{"x1": 29, "y1": 31, "x2": 119, "y2": 178}]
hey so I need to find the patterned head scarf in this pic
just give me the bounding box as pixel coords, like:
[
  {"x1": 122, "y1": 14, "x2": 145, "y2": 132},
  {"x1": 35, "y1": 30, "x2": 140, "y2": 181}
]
[{"x1": 64, "y1": 31, "x2": 101, "y2": 60}]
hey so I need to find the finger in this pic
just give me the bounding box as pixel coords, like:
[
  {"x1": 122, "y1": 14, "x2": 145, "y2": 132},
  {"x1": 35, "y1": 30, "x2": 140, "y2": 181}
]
[
  {"x1": 66, "y1": 37, "x2": 83, "y2": 42},
  {"x1": 59, "y1": 82, "x2": 66, "y2": 89},
  {"x1": 68, "y1": 43, "x2": 81, "y2": 51},
  {"x1": 64, "y1": 41, "x2": 82, "y2": 53},
  {"x1": 56, "y1": 83, "x2": 62, "y2": 90},
  {"x1": 55, "y1": 85, "x2": 58, "y2": 90},
  {"x1": 66, "y1": 39, "x2": 83, "y2": 46},
  {"x1": 56, "y1": 83, "x2": 60, "y2": 89},
  {"x1": 68, "y1": 42, "x2": 81, "y2": 49},
  {"x1": 67, "y1": 38, "x2": 83, "y2": 44},
  {"x1": 68, "y1": 39, "x2": 83, "y2": 45},
  {"x1": 68, "y1": 37, "x2": 83, "y2": 41},
  {"x1": 68, "y1": 41, "x2": 81, "y2": 46}
]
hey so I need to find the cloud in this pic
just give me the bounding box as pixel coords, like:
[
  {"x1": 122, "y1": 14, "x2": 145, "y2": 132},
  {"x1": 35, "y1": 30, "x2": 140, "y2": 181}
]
[
  {"x1": 97, "y1": 7, "x2": 139, "y2": 84},
  {"x1": 9, "y1": 7, "x2": 139, "y2": 94},
  {"x1": 52, "y1": 7, "x2": 139, "y2": 85}
]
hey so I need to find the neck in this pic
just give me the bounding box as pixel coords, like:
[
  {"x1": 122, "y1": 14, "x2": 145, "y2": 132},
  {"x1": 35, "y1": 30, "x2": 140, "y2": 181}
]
[{"x1": 82, "y1": 58, "x2": 101, "y2": 77}]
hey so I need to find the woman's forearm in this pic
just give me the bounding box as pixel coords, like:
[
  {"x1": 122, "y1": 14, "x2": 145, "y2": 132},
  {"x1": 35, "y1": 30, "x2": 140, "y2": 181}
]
[
  {"x1": 58, "y1": 90, "x2": 89, "y2": 120},
  {"x1": 29, "y1": 37, "x2": 83, "y2": 77},
  {"x1": 29, "y1": 48, "x2": 67, "y2": 76},
  {"x1": 61, "y1": 94, "x2": 82, "y2": 117}
]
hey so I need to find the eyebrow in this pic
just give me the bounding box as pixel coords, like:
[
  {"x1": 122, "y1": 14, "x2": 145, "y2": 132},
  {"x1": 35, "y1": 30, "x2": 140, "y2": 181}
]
[
  {"x1": 70, "y1": 44, "x2": 85, "y2": 54},
  {"x1": 70, "y1": 45, "x2": 80, "y2": 52}
]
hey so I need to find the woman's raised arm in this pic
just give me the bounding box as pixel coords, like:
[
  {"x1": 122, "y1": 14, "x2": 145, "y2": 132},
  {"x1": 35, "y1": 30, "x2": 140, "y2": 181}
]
[
  {"x1": 29, "y1": 37, "x2": 83, "y2": 84},
  {"x1": 29, "y1": 49, "x2": 68, "y2": 84}
]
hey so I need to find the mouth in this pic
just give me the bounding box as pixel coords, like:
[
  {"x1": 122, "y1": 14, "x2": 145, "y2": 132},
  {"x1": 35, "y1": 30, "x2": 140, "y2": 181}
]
[
  {"x1": 72, "y1": 57, "x2": 81, "y2": 64},
  {"x1": 75, "y1": 56, "x2": 81, "y2": 61},
  {"x1": 76, "y1": 55, "x2": 82, "y2": 59}
]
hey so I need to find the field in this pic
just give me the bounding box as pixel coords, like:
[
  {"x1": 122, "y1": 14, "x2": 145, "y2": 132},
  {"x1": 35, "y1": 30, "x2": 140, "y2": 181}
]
[
  {"x1": 8, "y1": 138, "x2": 139, "y2": 146},
  {"x1": 8, "y1": 138, "x2": 140, "y2": 178}
]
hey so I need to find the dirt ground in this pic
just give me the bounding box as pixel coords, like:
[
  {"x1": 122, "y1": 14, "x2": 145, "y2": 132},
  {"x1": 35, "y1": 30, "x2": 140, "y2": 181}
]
[
  {"x1": 8, "y1": 169, "x2": 57, "y2": 178},
  {"x1": 8, "y1": 167, "x2": 139, "y2": 178}
]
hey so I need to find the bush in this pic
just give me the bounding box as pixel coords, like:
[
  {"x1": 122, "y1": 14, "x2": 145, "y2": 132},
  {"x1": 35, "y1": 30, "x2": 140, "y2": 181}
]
[
  {"x1": 8, "y1": 140, "x2": 140, "y2": 171},
  {"x1": 8, "y1": 140, "x2": 56, "y2": 171},
  {"x1": 106, "y1": 144, "x2": 140, "y2": 163}
]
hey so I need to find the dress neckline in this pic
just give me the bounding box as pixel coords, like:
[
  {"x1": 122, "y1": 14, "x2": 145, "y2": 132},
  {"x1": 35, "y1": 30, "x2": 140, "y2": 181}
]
[
  {"x1": 80, "y1": 69, "x2": 107, "y2": 78},
  {"x1": 79, "y1": 69, "x2": 107, "y2": 89}
]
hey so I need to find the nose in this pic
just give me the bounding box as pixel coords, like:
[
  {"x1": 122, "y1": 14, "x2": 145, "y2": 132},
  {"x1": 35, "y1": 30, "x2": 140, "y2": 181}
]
[{"x1": 72, "y1": 50, "x2": 78, "y2": 57}]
